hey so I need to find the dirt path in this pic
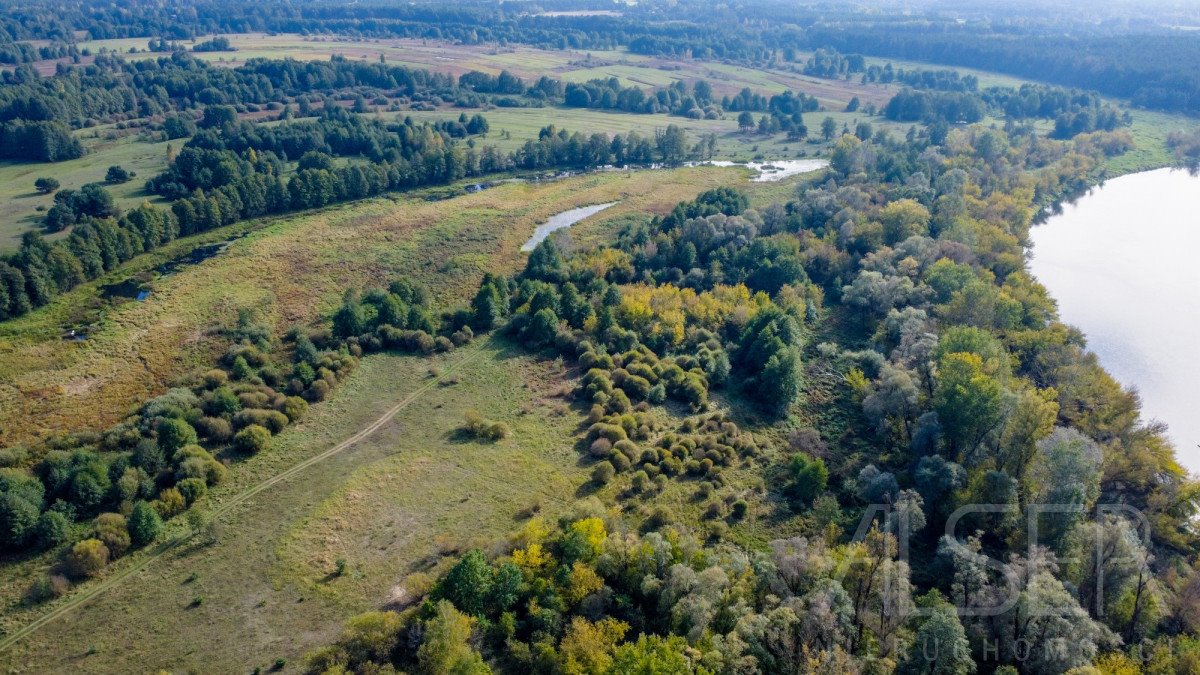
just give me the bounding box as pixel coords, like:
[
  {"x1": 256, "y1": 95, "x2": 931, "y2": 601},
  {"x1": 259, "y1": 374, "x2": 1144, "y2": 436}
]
[{"x1": 0, "y1": 345, "x2": 485, "y2": 655}]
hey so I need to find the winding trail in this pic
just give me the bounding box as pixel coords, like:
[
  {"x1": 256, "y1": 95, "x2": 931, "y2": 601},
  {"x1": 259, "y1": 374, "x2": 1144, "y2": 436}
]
[{"x1": 0, "y1": 345, "x2": 486, "y2": 654}]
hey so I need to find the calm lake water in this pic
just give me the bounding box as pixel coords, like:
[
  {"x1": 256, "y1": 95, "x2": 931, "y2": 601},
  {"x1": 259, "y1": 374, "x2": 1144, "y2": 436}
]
[{"x1": 1028, "y1": 168, "x2": 1200, "y2": 472}]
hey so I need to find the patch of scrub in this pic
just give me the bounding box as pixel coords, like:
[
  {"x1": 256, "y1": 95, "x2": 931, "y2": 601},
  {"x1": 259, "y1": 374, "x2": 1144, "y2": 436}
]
[
  {"x1": 521, "y1": 202, "x2": 619, "y2": 252},
  {"x1": 699, "y1": 159, "x2": 829, "y2": 182}
]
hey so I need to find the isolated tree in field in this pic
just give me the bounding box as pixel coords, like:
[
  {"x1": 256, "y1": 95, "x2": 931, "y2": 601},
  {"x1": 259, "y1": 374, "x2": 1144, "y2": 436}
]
[
  {"x1": 105, "y1": 165, "x2": 135, "y2": 183},
  {"x1": 33, "y1": 177, "x2": 59, "y2": 194},
  {"x1": 845, "y1": 96, "x2": 861, "y2": 112},
  {"x1": 737, "y1": 110, "x2": 755, "y2": 132},
  {"x1": 821, "y1": 116, "x2": 838, "y2": 140}
]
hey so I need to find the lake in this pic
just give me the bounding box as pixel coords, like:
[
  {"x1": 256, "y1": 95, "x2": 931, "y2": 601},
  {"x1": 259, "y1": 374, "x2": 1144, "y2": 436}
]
[{"x1": 1028, "y1": 167, "x2": 1200, "y2": 472}]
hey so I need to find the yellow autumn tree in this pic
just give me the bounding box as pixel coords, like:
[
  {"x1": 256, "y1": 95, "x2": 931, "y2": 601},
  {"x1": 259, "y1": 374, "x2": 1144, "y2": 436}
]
[
  {"x1": 559, "y1": 616, "x2": 629, "y2": 675},
  {"x1": 512, "y1": 542, "x2": 552, "y2": 573},
  {"x1": 569, "y1": 517, "x2": 608, "y2": 558},
  {"x1": 565, "y1": 561, "x2": 605, "y2": 604}
]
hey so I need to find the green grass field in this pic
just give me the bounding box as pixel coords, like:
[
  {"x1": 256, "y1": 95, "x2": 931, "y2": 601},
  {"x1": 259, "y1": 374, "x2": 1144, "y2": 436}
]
[
  {"x1": 0, "y1": 131, "x2": 172, "y2": 252},
  {"x1": 400, "y1": 105, "x2": 914, "y2": 161},
  {"x1": 1110, "y1": 109, "x2": 1198, "y2": 174}
]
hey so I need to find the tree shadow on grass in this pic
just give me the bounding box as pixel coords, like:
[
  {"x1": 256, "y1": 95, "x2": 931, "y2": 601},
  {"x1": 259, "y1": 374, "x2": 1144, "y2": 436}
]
[
  {"x1": 574, "y1": 479, "x2": 603, "y2": 499},
  {"x1": 444, "y1": 427, "x2": 476, "y2": 445}
]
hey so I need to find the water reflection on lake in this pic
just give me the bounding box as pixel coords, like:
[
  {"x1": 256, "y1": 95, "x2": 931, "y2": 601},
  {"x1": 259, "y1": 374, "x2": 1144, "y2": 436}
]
[{"x1": 1028, "y1": 167, "x2": 1200, "y2": 471}]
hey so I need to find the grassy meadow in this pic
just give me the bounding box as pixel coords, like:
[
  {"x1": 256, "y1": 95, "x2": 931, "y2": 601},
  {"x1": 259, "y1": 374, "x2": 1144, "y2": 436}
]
[
  {"x1": 0, "y1": 165, "x2": 755, "y2": 448},
  {"x1": 0, "y1": 340, "x2": 590, "y2": 672},
  {"x1": 0, "y1": 160, "x2": 832, "y2": 670},
  {"x1": 399, "y1": 106, "x2": 915, "y2": 160},
  {"x1": 0, "y1": 131, "x2": 172, "y2": 251}
]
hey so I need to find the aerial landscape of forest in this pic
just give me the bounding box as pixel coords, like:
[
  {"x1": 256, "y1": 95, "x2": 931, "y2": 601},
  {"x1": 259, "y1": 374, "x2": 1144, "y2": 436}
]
[{"x1": 0, "y1": 0, "x2": 1199, "y2": 672}]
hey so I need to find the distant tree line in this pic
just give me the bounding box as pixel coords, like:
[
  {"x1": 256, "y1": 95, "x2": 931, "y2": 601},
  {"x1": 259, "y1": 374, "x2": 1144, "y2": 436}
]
[
  {"x1": 861, "y1": 64, "x2": 979, "y2": 93},
  {"x1": 1, "y1": 0, "x2": 1198, "y2": 115},
  {"x1": 0, "y1": 108, "x2": 705, "y2": 322},
  {"x1": 0, "y1": 52, "x2": 460, "y2": 133},
  {"x1": 885, "y1": 82, "x2": 1130, "y2": 138},
  {"x1": 801, "y1": 47, "x2": 866, "y2": 78},
  {"x1": 808, "y1": 24, "x2": 1200, "y2": 115}
]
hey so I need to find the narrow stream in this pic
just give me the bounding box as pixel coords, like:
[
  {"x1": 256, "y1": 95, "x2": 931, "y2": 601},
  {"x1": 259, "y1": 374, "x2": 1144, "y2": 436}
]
[{"x1": 521, "y1": 202, "x2": 619, "y2": 252}]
